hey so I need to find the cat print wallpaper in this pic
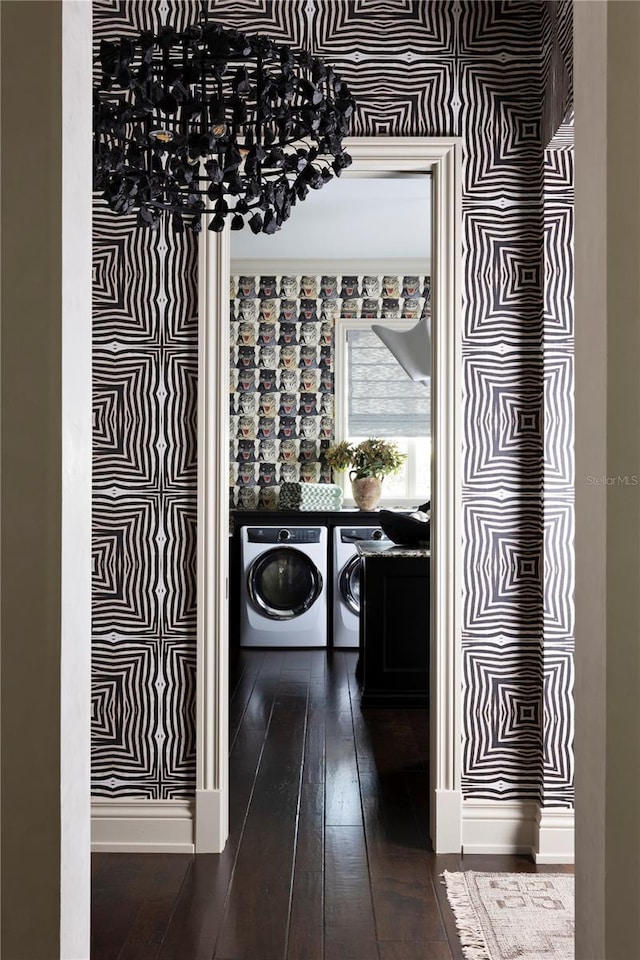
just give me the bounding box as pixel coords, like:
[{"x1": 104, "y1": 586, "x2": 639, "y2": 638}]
[
  {"x1": 92, "y1": 0, "x2": 574, "y2": 808},
  {"x1": 229, "y1": 273, "x2": 430, "y2": 510}
]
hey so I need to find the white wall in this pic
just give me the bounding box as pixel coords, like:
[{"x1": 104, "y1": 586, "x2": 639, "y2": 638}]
[{"x1": 231, "y1": 175, "x2": 431, "y2": 261}]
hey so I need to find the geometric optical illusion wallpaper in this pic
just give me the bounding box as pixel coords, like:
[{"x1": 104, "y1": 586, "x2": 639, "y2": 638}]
[{"x1": 92, "y1": 0, "x2": 574, "y2": 807}]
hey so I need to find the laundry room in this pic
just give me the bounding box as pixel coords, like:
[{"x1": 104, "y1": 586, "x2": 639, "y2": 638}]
[
  {"x1": 222, "y1": 164, "x2": 437, "y2": 937},
  {"x1": 227, "y1": 171, "x2": 433, "y2": 680}
]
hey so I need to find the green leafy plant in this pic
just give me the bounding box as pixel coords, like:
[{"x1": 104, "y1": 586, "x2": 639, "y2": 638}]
[{"x1": 324, "y1": 438, "x2": 407, "y2": 480}]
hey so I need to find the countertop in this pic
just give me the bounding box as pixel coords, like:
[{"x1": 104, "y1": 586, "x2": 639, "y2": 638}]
[
  {"x1": 355, "y1": 541, "x2": 431, "y2": 559},
  {"x1": 230, "y1": 508, "x2": 403, "y2": 531}
]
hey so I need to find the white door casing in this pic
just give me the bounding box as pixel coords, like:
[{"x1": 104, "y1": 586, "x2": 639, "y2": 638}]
[
  {"x1": 196, "y1": 137, "x2": 464, "y2": 853},
  {"x1": 196, "y1": 223, "x2": 231, "y2": 852}
]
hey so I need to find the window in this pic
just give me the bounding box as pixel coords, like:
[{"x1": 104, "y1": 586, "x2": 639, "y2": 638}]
[{"x1": 335, "y1": 319, "x2": 431, "y2": 507}]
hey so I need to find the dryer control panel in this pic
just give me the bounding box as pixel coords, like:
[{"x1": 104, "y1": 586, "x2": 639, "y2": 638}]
[{"x1": 340, "y1": 527, "x2": 388, "y2": 543}]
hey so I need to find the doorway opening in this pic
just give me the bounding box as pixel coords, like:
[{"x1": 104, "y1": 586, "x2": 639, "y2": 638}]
[{"x1": 196, "y1": 137, "x2": 462, "y2": 853}]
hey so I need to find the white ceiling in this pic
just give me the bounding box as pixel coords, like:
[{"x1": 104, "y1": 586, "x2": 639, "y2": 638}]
[{"x1": 230, "y1": 174, "x2": 431, "y2": 262}]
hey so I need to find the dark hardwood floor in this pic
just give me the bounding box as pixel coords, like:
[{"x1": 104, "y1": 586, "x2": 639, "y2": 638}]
[{"x1": 92, "y1": 649, "x2": 573, "y2": 960}]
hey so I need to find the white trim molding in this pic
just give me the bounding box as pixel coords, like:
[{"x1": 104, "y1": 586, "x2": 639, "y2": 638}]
[
  {"x1": 463, "y1": 800, "x2": 539, "y2": 856},
  {"x1": 462, "y1": 800, "x2": 575, "y2": 862},
  {"x1": 421, "y1": 136, "x2": 463, "y2": 852},
  {"x1": 196, "y1": 223, "x2": 231, "y2": 853},
  {"x1": 62, "y1": 1, "x2": 93, "y2": 954},
  {"x1": 534, "y1": 806, "x2": 575, "y2": 864},
  {"x1": 91, "y1": 800, "x2": 195, "y2": 854},
  {"x1": 199, "y1": 137, "x2": 463, "y2": 855},
  {"x1": 434, "y1": 789, "x2": 464, "y2": 852}
]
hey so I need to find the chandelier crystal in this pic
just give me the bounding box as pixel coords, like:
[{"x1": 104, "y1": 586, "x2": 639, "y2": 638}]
[{"x1": 93, "y1": 21, "x2": 356, "y2": 234}]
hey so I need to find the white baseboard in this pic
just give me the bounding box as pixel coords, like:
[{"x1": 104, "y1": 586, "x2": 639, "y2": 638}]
[
  {"x1": 91, "y1": 799, "x2": 195, "y2": 853},
  {"x1": 432, "y1": 788, "x2": 463, "y2": 852},
  {"x1": 534, "y1": 806, "x2": 575, "y2": 863},
  {"x1": 462, "y1": 800, "x2": 538, "y2": 856},
  {"x1": 462, "y1": 799, "x2": 575, "y2": 863},
  {"x1": 195, "y1": 788, "x2": 227, "y2": 853},
  {"x1": 90, "y1": 795, "x2": 573, "y2": 861}
]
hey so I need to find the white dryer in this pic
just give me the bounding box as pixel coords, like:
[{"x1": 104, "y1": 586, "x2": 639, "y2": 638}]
[
  {"x1": 333, "y1": 525, "x2": 389, "y2": 649},
  {"x1": 240, "y1": 525, "x2": 328, "y2": 647}
]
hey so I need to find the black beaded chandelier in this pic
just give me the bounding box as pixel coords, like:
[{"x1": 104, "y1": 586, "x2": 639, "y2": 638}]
[{"x1": 93, "y1": 18, "x2": 356, "y2": 234}]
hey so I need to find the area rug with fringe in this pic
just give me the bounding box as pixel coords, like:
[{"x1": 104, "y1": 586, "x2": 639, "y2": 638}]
[{"x1": 442, "y1": 871, "x2": 574, "y2": 960}]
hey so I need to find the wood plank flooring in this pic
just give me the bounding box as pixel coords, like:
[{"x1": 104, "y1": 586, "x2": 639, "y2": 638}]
[{"x1": 92, "y1": 649, "x2": 573, "y2": 960}]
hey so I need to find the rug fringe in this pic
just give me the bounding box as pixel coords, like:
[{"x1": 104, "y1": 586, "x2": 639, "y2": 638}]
[{"x1": 441, "y1": 871, "x2": 492, "y2": 960}]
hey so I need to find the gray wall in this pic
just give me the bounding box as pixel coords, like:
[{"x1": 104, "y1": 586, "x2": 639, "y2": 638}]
[
  {"x1": 1, "y1": 2, "x2": 92, "y2": 957},
  {"x1": 575, "y1": 3, "x2": 640, "y2": 957},
  {"x1": 1, "y1": 6, "x2": 62, "y2": 950}
]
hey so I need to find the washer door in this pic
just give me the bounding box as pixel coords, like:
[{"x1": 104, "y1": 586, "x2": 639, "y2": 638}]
[
  {"x1": 339, "y1": 554, "x2": 362, "y2": 615},
  {"x1": 248, "y1": 547, "x2": 323, "y2": 620}
]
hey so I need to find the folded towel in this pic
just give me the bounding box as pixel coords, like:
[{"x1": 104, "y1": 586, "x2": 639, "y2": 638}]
[
  {"x1": 279, "y1": 482, "x2": 343, "y2": 500},
  {"x1": 281, "y1": 482, "x2": 342, "y2": 497},
  {"x1": 285, "y1": 503, "x2": 343, "y2": 511},
  {"x1": 279, "y1": 494, "x2": 343, "y2": 507},
  {"x1": 279, "y1": 492, "x2": 343, "y2": 505},
  {"x1": 279, "y1": 481, "x2": 343, "y2": 511}
]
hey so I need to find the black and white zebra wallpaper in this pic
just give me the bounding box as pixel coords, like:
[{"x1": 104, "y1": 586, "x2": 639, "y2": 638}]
[
  {"x1": 92, "y1": 205, "x2": 199, "y2": 798},
  {"x1": 542, "y1": 142, "x2": 574, "y2": 806},
  {"x1": 92, "y1": 0, "x2": 574, "y2": 807}
]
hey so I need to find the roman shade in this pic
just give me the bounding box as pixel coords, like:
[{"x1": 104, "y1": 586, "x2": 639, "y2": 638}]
[{"x1": 347, "y1": 328, "x2": 431, "y2": 437}]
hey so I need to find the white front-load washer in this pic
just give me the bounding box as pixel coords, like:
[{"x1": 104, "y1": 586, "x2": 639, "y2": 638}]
[
  {"x1": 333, "y1": 525, "x2": 389, "y2": 649},
  {"x1": 240, "y1": 525, "x2": 328, "y2": 647}
]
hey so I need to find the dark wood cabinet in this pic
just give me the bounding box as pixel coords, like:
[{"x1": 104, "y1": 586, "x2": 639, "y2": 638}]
[{"x1": 358, "y1": 551, "x2": 430, "y2": 707}]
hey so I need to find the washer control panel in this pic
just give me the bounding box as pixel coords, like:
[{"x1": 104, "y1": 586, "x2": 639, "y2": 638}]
[{"x1": 247, "y1": 527, "x2": 323, "y2": 544}]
